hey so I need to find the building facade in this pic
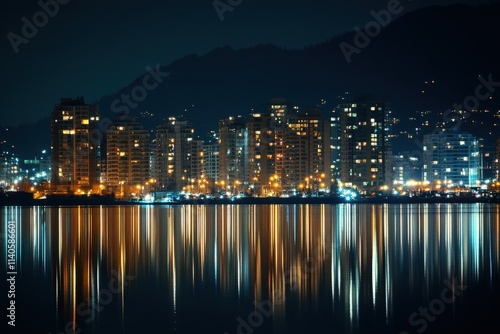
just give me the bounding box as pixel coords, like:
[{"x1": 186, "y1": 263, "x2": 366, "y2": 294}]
[
  {"x1": 156, "y1": 117, "x2": 194, "y2": 192},
  {"x1": 268, "y1": 100, "x2": 290, "y2": 181},
  {"x1": 339, "y1": 99, "x2": 392, "y2": 191},
  {"x1": 218, "y1": 116, "x2": 248, "y2": 194},
  {"x1": 106, "y1": 117, "x2": 150, "y2": 198},
  {"x1": 330, "y1": 107, "x2": 341, "y2": 184},
  {"x1": 0, "y1": 151, "x2": 19, "y2": 187},
  {"x1": 50, "y1": 97, "x2": 100, "y2": 194},
  {"x1": 392, "y1": 155, "x2": 420, "y2": 185},
  {"x1": 247, "y1": 112, "x2": 276, "y2": 195},
  {"x1": 497, "y1": 138, "x2": 500, "y2": 180},
  {"x1": 423, "y1": 129, "x2": 479, "y2": 186},
  {"x1": 203, "y1": 139, "x2": 219, "y2": 183},
  {"x1": 188, "y1": 139, "x2": 207, "y2": 192},
  {"x1": 285, "y1": 108, "x2": 331, "y2": 192}
]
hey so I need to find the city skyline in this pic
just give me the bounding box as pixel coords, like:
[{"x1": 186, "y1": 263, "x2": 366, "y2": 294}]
[
  {"x1": 3, "y1": 2, "x2": 500, "y2": 334},
  {"x1": 1, "y1": 93, "x2": 496, "y2": 199},
  {"x1": 0, "y1": 95, "x2": 488, "y2": 199}
]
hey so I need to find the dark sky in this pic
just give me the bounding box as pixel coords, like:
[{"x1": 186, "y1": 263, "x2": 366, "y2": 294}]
[{"x1": 0, "y1": 0, "x2": 496, "y2": 126}]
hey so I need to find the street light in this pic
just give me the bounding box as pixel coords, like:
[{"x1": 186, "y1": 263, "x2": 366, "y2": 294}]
[
  {"x1": 119, "y1": 181, "x2": 125, "y2": 198},
  {"x1": 234, "y1": 180, "x2": 241, "y2": 195}
]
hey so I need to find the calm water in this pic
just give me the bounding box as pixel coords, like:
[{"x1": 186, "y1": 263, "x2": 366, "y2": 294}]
[{"x1": 1, "y1": 204, "x2": 500, "y2": 334}]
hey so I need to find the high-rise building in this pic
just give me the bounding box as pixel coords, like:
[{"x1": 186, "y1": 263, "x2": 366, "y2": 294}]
[
  {"x1": 339, "y1": 98, "x2": 392, "y2": 191},
  {"x1": 106, "y1": 117, "x2": 150, "y2": 198},
  {"x1": 330, "y1": 107, "x2": 342, "y2": 184},
  {"x1": 149, "y1": 138, "x2": 156, "y2": 181},
  {"x1": 477, "y1": 139, "x2": 497, "y2": 182},
  {"x1": 188, "y1": 139, "x2": 207, "y2": 192},
  {"x1": 203, "y1": 132, "x2": 219, "y2": 183},
  {"x1": 247, "y1": 112, "x2": 275, "y2": 195},
  {"x1": 218, "y1": 116, "x2": 248, "y2": 194},
  {"x1": 50, "y1": 97, "x2": 100, "y2": 194},
  {"x1": 497, "y1": 138, "x2": 500, "y2": 179},
  {"x1": 285, "y1": 108, "x2": 331, "y2": 192},
  {"x1": 267, "y1": 100, "x2": 290, "y2": 181},
  {"x1": 423, "y1": 129, "x2": 479, "y2": 186},
  {"x1": 246, "y1": 99, "x2": 295, "y2": 195},
  {"x1": 39, "y1": 152, "x2": 51, "y2": 181},
  {"x1": 156, "y1": 117, "x2": 194, "y2": 192},
  {"x1": 0, "y1": 151, "x2": 19, "y2": 187},
  {"x1": 392, "y1": 155, "x2": 420, "y2": 185}
]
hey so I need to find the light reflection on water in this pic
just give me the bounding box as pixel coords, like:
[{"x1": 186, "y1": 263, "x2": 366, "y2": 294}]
[{"x1": 1, "y1": 204, "x2": 499, "y2": 334}]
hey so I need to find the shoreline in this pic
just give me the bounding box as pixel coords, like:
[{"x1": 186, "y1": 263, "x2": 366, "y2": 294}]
[{"x1": 1, "y1": 194, "x2": 500, "y2": 207}]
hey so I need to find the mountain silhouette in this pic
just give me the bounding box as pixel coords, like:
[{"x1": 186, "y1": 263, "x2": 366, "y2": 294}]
[{"x1": 6, "y1": 3, "x2": 500, "y2": 158}]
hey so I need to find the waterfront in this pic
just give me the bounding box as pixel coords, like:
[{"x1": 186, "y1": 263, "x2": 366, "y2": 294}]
[{"x1": 1, "y1": 204, "x2": 499, "y2": 333}]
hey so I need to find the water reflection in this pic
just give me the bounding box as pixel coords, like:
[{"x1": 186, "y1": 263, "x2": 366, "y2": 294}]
[{"x1": 1, "y1": 204, "x2": 499, "y2": 333}]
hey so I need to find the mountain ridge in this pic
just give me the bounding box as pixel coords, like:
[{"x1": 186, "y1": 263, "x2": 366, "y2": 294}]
[{"x1": 4, "y1": 2, "x2": 500, "y2": 158}]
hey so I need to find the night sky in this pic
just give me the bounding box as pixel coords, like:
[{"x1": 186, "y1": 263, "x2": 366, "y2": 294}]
[{"x1": 0, "y1": 0, "x2": 496, "y2": 126}]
